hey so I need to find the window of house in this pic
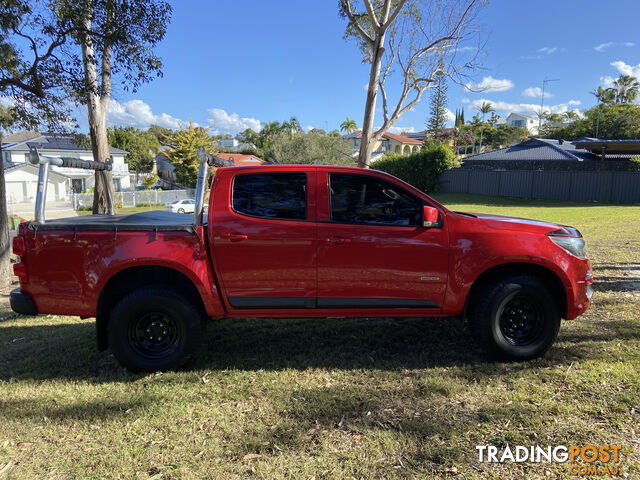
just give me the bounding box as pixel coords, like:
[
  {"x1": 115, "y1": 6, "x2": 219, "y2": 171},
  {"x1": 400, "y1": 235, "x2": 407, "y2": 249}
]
[
  {"x1": 329, "y1": 173, "x2": 422, "y2": 226},
  {"x1": 232, "y1": 173, "x2": 307, "y2": 220}
]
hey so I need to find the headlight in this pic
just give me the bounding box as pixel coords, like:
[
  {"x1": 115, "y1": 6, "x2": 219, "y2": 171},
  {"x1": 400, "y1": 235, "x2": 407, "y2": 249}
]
[{"x1": 547, "y1": 227, "x2": 588, "y2": 259}]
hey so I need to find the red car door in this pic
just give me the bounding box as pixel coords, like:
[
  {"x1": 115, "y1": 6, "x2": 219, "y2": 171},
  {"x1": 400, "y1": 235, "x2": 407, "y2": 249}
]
[
  {"x1": 316, "y1": 170, "x2": 449, "y2": 310},
  {"x1": 211, "y1": 168, "x2": 317, "y2": 310}
]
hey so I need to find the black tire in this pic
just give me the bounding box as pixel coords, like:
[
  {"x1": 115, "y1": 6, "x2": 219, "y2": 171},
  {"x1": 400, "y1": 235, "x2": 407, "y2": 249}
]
[
  {"x1": 177, "y1": 208, "x2": 185, "y2": 214},
  {"x1": 468, "y1": 275, "x2": 561, "y2": 361},
  {"x1": 108, "y1": 286, "x2": 202, "y2": 372}
]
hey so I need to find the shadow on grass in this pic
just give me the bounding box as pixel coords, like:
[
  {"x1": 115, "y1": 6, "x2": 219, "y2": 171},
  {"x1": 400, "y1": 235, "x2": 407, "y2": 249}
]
[{"x1": 1, "y1": 312, "x2": 637, "y2": 382}]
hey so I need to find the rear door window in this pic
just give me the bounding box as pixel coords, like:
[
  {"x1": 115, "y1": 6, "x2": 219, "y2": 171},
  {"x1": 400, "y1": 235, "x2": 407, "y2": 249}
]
[{"x1": 232, "y1": 173, "x2": 307, "y2": 220}]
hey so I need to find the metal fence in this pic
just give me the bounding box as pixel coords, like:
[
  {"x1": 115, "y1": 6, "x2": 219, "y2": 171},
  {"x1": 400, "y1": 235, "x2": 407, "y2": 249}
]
[
  {"x1": 439, "y1": 169, "x2": 640, "y2": 204},
  {"x1": 73, "y1": 189, "x2": 193, "y2": 209}
]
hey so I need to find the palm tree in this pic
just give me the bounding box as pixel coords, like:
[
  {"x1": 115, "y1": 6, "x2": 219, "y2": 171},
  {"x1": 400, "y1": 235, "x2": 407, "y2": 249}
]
[
  {"x1": 611, "y1": 75, "x2": 640, "y2": 103},
  {"x1": 563, "y1": 110, "x2": 578, "y2": 122},
  {"x1": 590, "y1": 86, "x2": 615, "y2": 105},
  {"x1": 477, "y1": 101, "x2": 494, "y2": 121},
  {"x1": 340, "y1": 117, "x2": 358, "y2": 134}
]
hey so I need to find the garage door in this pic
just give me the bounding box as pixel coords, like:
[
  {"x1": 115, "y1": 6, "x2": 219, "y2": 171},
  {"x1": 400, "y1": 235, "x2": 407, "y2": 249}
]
[{"x1": 6, "y1": 182, "x2": 26, "y2": 203}]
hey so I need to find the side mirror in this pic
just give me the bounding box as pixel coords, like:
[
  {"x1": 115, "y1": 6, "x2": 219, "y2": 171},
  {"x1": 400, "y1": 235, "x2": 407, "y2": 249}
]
[{"x1": 423, "y1": 205, "x2": 440, "y2": 228}]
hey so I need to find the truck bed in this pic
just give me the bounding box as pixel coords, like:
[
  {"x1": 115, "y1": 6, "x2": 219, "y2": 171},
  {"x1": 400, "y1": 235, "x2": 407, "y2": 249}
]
[{"x1": 29, "y1": 210, "x2": 199, "y2": 233}]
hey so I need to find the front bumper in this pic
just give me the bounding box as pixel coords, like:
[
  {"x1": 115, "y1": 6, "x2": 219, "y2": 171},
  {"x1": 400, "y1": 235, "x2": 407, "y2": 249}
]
[{"x1": 10, "y1": 288, "x2": 37, "y2": 315}]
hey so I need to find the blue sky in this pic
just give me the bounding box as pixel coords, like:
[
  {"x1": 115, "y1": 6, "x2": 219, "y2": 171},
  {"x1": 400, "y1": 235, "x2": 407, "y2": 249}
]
[{"x1": 92, "y1": 0, "x2": 640, "y2": 135}]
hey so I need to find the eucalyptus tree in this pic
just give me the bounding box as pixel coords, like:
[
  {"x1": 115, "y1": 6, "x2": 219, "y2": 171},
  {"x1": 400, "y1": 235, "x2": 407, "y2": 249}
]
[
  {"x1": 55, "y1": 0, "x2": 172, "y2": 213},
  {"x1": 339, "y1": 0, "x2": 484, "y2": 167}
]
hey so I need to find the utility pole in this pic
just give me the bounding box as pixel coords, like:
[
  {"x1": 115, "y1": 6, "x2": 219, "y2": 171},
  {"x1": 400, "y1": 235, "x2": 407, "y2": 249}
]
[{"x1": 539, "y1": 77, "x2": 560, "y2": 130}]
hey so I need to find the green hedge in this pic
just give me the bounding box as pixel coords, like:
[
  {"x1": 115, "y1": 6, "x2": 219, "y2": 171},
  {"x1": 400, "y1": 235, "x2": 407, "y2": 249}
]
[{"x1": 373, "y1": 142, "x2": 460, "y2": 192}]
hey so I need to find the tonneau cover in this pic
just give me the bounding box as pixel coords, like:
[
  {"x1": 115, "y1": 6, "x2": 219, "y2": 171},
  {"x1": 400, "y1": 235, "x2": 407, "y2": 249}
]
[{"x1": 28, "y1": 210, "x2": 203, "y2": 233}]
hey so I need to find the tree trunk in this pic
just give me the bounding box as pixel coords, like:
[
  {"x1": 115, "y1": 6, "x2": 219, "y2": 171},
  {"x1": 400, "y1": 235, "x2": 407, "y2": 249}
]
[
  {"x1": 88, "y1": 108, "x2": 114, "y2": 213},
  {"x1": 357, "y1": 35, "x2": 386, "y2": 169},
  {"x1": 80, "y1": 1, "x2": 115, "y2": 214},
  {"x1": 0, "y1": 135, "x2": 12, "y2": 289}
]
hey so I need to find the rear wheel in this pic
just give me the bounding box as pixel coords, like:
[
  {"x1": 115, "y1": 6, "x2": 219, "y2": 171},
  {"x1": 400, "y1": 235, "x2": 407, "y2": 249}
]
[
  {"x1": 468, "y1": 275, "x2": 560, "y2": 360},
  {"x1": 108, "y1": 286, "x2": 202, "y2": 372}
]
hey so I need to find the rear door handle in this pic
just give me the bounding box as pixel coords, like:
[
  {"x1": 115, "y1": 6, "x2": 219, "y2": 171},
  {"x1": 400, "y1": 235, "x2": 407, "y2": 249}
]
[
  {"x1": 222, "y1": 232, "x2": 248, "y2": 242},
  {"x1": 326, "y1": 236, "x2": 351, "y2": 245}
]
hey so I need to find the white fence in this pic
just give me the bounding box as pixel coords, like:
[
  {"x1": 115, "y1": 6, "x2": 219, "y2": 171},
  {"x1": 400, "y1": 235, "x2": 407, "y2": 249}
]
[{"x1": 73, "y1": 189, "x2": 194, "y2": 209}]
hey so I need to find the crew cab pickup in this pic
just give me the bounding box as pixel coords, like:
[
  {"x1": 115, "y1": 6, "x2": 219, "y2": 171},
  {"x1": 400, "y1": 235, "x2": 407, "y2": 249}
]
[{"x1": 11, "y1": 162, "x2": 594, "y2": 372}]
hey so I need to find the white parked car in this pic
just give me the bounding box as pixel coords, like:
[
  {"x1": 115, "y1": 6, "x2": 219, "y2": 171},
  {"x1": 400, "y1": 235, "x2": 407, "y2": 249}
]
[{"x1": 166, "y1": 199, "x2": 195, "y2": 214}]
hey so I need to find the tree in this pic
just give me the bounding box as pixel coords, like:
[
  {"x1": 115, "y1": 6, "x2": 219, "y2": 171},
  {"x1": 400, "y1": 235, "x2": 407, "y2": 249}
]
[
  {"x1": 563, "y1": 110, "x2": 578, "y2": 122},
  {"x1": 548, "y1": 103, "x2": 640, "y2": 140},
  {"x1": 141, "y1": 174, "x2": 158, "y2": 190},
  {"x1": 147, "y1": 124, "x2": 174, "y2": 145},
  {"x1": 282, "y1": 116, "x2": 302, "y2": 134},
  {"x1": 339, "y1": 0, "x2": 483, "y2": 168},
  {"x1": 0, "y1": 1, "x2": 72, "y2": 129},
  {"x1": 0, "y1": 1, "x2": 74, "y2": 290},
  {"x1": 475, "y1": 101, "x2": 493, "y2": 149},
  {"x1": 487, "y1": 111, "x2": 500, "y2": 127},
  {"x1": 611, "y1": 75, "x2": 640, "y2": 104},
  {"x1": 268, "y1": 131, "x2": 354, "y2": 166},
  {"x1": 340, "y1": 117, "x2": 358, "y2": 134},
  {"x1": 0, "y1": 106, "x2": 15, "y2": 289},
  {"x1": 57, "y1": 0, "x2": 171, "y2": 213},
  {"x1": 163, "y1": 120, "x2": 217, "y2": 188},
  {"x1": 590, "y1": 85, "x2": 615, "y2": 105},
  {"x1": 486, "y1": 124, "x2": 527, "y2": 148},
  {"x1": 107, "y1": 126, "x2": 160, "y2": 180},
  {"x1": 478, "y1": 101, "x2": 494, "y2": 121},
  {"x1": 426, "y1": 70, "x2": 448, "y2": 137}
]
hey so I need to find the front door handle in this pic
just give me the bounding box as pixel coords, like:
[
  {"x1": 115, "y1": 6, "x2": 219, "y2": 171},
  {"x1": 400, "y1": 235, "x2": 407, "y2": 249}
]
[
  {"x1": 326, "y1": 236, "x2": 351, "y2": 245},
  {"x1": 222, "y1": 232, "x2": 248, "y2": 242}
]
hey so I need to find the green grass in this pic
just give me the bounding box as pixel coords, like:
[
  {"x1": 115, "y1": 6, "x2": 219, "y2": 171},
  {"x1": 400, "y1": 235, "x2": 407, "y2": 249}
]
[
  {"x1": 77, "y1": 204, "x2": 166, "y2": 216},
  {"x1": 1, "y1": 193, "x2": 638, "y2": 479}
]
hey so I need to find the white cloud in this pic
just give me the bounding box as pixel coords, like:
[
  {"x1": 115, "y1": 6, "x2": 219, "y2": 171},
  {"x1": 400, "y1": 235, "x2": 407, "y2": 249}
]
[
  {"x1": 461, "y1": 98, "x2": 471, "y2": 104},
  {"x1": 466, "y1": 98, "x2": 581, "y2": 118},
  {"x1": 206, "y1": 108, "x2": 261, "y2": 135},
  {"x1": 522, "y1": 87, "x2": 550, "y2": 98},
  {"x1": 537, "y1": 46, "x2": 558, "y2": 55},
  {"x1": 600, "y1": 75, "x2": 615, "y2": 87},
  {"x1": 594, "y1": 42, "x2": 634, "y2": 52},
  {"x1": 568, "y1": 99, "x2": 581, "y2": 106},
  {"x1": 610, "y1": 60, "x2": 640, "y2": 81},
  {"x1": 108, "y1": 99, "x2": 183, "y2": 129},
  {"x1": 465, "y1": 76, "x2": 514, "y2": 93},
  {"x1": 445, "y1": 108, "x2": 456, "y2": 123},
  {"x1": 520, "y1": 54, "x2": 542, "y2": 60},
  {"x1": 387, "y1": 125, "x2": 416, "y2": 134}
]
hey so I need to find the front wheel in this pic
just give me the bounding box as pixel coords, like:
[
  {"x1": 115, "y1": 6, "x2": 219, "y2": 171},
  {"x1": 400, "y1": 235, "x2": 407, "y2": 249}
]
[
  {"x1": 177, "y1": 208, "x2": 185, "y2": 214},
  {"x1": 468, "y1": 275, "x2": 561, "y2": 360},
  {"x1": 108, "y1": 286, "x2": 202, "y2": 372}
]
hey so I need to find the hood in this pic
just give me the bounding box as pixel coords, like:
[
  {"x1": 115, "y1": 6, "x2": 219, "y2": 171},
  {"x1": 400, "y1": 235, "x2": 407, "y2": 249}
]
[{"x1": 455, "y1": 211, "x2": 563, "y2": 233}]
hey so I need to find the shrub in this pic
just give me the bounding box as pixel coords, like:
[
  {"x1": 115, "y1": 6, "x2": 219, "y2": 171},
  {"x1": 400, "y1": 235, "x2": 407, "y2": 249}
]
[{"x1": 373, "y1": 141, "x2": 460, "y2": 192}]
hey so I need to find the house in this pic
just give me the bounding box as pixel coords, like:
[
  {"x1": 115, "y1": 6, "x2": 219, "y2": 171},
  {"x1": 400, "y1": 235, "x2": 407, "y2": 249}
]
[
  {"x1": 1, "y1": 133, "x2": 130, "y2": 203},
  {"x1": 214, "y1": 153, "x2": 266, "y2": 166},
  {"x1": 504, "y1": 113, "x2": 539, "y2": 135},
  {"x1": 4, "y1": 162, "x2": 71, "y2": 205},
  {"x1": 154, "y1": 150, "x2": 176, "y2": 183},
  {"x1": 460, "y1": 137, "x2": 633, "y2": 166},
  {"x1": 343, "y1": 131, "x2": 423, "y2": 157}
]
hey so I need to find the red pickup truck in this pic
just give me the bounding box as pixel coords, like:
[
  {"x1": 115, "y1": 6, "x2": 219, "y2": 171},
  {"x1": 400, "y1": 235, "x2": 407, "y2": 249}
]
[{"x1": 11, "y1": 164, "x2": 594, "y2": 372}]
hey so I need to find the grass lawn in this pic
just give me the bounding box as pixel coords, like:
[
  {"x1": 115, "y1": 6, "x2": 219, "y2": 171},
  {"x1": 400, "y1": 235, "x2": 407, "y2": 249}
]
[
  {"x1": 76, "y1": 204, "x2": 166, "y2": 216},
  {"x1": 1, "y1": 193, "x2": 638, "y2": 479}
]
